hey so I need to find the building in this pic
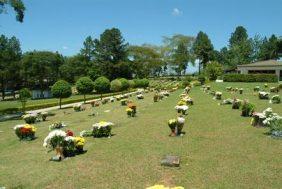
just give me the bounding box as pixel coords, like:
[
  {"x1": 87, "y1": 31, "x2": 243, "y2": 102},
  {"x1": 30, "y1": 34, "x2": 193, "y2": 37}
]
[
  {"x1": 237, "y1": 60, "x2": 282, "y2": 81},
  {"x1": 32, "y1": 89, "x2": 52, "y2": 99}
]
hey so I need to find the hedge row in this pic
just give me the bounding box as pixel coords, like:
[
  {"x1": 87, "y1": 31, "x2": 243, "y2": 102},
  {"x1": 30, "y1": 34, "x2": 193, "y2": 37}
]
[
  {"x1": 223, "y1": 74, "x2": 278, "y2": 82},
  {"x1": 0, "y1": 89, "x2": 136, "y2": 115}
]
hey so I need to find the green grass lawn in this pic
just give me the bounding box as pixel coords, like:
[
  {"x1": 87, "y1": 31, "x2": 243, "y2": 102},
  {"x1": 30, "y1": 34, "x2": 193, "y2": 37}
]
[{"x1": 0, "y1": 82, "x2": 281, "y2": 188}]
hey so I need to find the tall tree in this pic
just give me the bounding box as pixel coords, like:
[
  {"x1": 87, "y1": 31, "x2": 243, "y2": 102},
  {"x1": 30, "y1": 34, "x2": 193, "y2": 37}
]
[
  {"x1": 80, "y1": 36, "x2": 95, "y2": 62},
  {"x1": 163, "y1": 34, "x2": 195, "y2": 75},
  {"x1": 22, "y1": 51, "x2": 64, "y2": 95},
  {"x1": 128, "y1": 45, "x2": 162, "y2": 78},
  {"x1": 228, "y1": 26, "x2": 253, "y2": 67},
  {"x1": 0, "y1": 0, "x2": 25, "y2": 22},
  {"x1": 93, "y1": 28, "x2": 128, "y2": 80},
  {"x1": 193, "y1": 31, "x2": 214, "y2": 74},
  {"x1": 258, "y1": 34, "x2": 279, "y2": 60},
  {"x1": 0, "y1": 35, "x2": 22, "y2": 100}
]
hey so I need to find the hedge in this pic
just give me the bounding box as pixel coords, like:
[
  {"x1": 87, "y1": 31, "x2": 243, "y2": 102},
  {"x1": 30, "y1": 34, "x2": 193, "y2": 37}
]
[
  {"x1": 0, "y1": 89, "x2": 136, "y2": 115},
  {"x1": 223, "y1": 74, "x2": 278, "y2": 82}
]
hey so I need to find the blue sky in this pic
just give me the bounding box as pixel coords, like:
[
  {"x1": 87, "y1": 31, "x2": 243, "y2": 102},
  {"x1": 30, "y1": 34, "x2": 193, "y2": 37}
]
[{"x1": 0, "y1": 0, "x2": 282, "y2": 57}]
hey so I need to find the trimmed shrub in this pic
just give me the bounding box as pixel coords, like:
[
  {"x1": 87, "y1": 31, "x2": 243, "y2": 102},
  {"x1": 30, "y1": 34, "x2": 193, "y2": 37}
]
[
  {"x1": 119, "y1": 78, "x2": 130, "y2": 91},
  {"x1": 110, "y1": 79, "x2": 122, "y2": 92},
  {"x1": 205, "y1": 61, "x2": 223, "y2": 81},
  {"x1": 223, "y1": 74, "x2": 278, "y2": 82}
]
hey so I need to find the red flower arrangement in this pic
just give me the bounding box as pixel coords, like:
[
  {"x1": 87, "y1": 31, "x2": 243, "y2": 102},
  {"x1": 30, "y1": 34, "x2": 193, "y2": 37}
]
[{"x1": 66, "y1": 130, "x2": 74, "y2": 136}]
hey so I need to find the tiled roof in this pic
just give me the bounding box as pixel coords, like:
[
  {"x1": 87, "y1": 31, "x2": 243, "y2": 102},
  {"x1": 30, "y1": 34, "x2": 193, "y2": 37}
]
[{"x1": 237, "y1": 60, "x2": 282, "y2": 67}]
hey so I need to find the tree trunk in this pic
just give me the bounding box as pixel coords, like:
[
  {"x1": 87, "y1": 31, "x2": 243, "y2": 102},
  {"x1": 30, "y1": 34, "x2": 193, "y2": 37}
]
[
  {"x1": 22, "y1": 101, "x2": 26, "y2": 113},
  {"x1": 84, "y1": 94, "x2": 86, "y2": 103},
  {"x1": 59, "y1": 98, "x2": 62, "y2": 109},
  {"x1": 100, "y1": 93, "x2": 102, "y2": 100}
]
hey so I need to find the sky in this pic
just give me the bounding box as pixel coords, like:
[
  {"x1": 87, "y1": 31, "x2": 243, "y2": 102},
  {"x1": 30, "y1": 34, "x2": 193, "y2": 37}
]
[{"x1": 0, "y1": 0, "x2": 282, "y2": 58}]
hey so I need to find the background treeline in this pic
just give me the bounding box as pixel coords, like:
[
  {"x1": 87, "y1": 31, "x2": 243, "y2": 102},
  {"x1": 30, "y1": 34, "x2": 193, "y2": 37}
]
[{"x1": 1, "y1": 26, "x2": 282, "y2": 99}]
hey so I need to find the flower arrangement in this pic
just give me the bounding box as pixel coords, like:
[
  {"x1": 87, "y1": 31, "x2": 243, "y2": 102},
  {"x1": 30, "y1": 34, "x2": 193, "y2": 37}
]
[
  {"x1": 206, "y1": 85, "x2": 211, "y2": 90},
  {"x1": 90, "y1": 101, "x2": 99, "y2": 107},
  {"x1": 137, "y1": 94, "x2": 144, "y2": 99},
  {"x1": 161, "y1": 91, "x2": 170, "y2": 97},
  {"x1": 258, "y1": 91, "x2": 270, "y2": 99},
  {"x1": 49, "y1": 122, "x2": 66, "y2": 131},
  {"x1": 264, "y1": 83, "x2": 268, "y2": 88},
  {"x1": 146, "y1": 185, "x2": 184, "y2": 189},
  {"x1": 175, "y1": 105, "x2": 188, "y2": 115},
  {"x1": 40, "y1": 111, "x2": 48, "y2": 121},
  {"x1": 226, "y1": 86, "x2": 232, "y2": 92},
  {"x1": 153, "y1": 93, "x2": 159, "y2": 102},
  {"x1": 239, "y1": 88, "x2": 243, "y2": 94},
  {"x1": 254, "y1": 86, "x2": 260, "y2": 92},
  {"x1": 168, "y1": 116, "x2": 185, "y2": 136},
  {"x1": 14, "y1": 124, "x2": 36, "y2": 140},
  {"x1": 43, "y1": 129, "x2": 86, "y2": 160},
  {"x1": 92, "y1": 121, "x2": 114, "y2": 137},
  {"x1": 127, "y1": 103, "x2": 137, "y2": 117},
  {"x1": 241, "y1": 100, "x2": 255, "y2": 117},
  {"x1": 109, "y1": 97, "x2": 115, "y2": 102},
  {"x1": 73, "y1": 103, "x2": 85, "y2": 111},
  {"x1": 177, "y1": 100, "x2": 186, "y2": 106},
  {"x1": 220, "y1": 98, "x2": 233, "y2": 105},
  {"x1": 22, "y1": 113, "x2": 37, "y2": 124},
  {"x1": 270, "y1": 86, "x2": 279, "y2": 93},
  {"x1": 121, "y1": 99, "x2": 127, "y2": 106},
  {"x1": 232, "y1": 99, "x2": 242, "y2": 109},
  {"x1": 80, "y1": 130, "x2": 93, "y2": 137},
  {"x1": 214, "y1": 92, "x2": 222, "y2": 100},
  {"x1": 270, "y1": 95, "x2": 280, "y2": 104},
  {"x1": 181, "y1": 96, "x2": 193, "y2": 105}
]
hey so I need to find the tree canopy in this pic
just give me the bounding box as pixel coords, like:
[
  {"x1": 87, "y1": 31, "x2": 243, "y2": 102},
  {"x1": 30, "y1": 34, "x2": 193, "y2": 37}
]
[{"x1": 0, "y1": 0, "x2": 25, "y2": 22}]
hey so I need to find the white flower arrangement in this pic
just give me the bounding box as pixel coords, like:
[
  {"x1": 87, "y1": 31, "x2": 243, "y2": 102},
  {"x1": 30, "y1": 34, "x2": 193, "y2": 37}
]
[
  {"x1": 43, "y1": 129, "x2": 66, "y2": 148},
  {"x1": 49, "y1": 122, "x2": 66, "y2": 131},
  {"x1": 214, "y1": 91, "x2": 222, "y2": 100},
  {"x1": 175, "y1": 105, "x2": 188, "y2": 111},
  {"x1": 177, "y1": 116, "x2": 185, "y2": 124},
  {"x1": 137, "y1": 94, "x2": 144, "y2": 99},
  {"x1": 22, "y1": 113, "x2": 38, "y2": 123},
  {"x1": 92, "y1": 121, "x2": 114, "y2": 129},
  {"x1": 258, "y1": 91, "x2": 270, "y2": 99},
  {"x1": 269, "y1": 95, "x2": 280, "y2": 104}
]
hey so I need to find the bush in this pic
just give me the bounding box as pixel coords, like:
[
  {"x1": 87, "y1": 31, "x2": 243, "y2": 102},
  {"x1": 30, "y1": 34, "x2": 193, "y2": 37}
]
[
  {"x1": 134, "y1": 78, "x2": 149, "y2": 88},
  {"x1": 94, "y1": 76, "x2": 110, "y2": 99},
  {"x1": 110, "y1": 79, "x2": 122, "y2": 92},
  {"x1": 128, "y1": 80, "x2": 136, "y2": 88},
  {"x1": 76, "y1": 77, "x2": 94, "y2": 103},
  {"x1": 119, "y1": 78, "x2": 130, "y2": 91},
  {"x1": 205, "y1": 61, "x2": 223, "y2": 81},
  {"x1": 223, "y1": 74, "x2": 278, "y2": 82}
]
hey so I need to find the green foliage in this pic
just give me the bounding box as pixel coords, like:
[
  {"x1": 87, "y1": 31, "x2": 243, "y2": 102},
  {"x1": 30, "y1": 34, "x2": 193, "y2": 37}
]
[
  {"x1": 93, "y1": 76, "x2": 110, "y2": 95},
  {"x1": 19, "y1": 88, "x2": 31, "y2": 112},
  {"x1": 110, "y1": 79, "x2": 122, "y2": 92},
  {"x1": 205, "y1": 61, "x2": 223, "y2": 81},
  {"x1": 93, "y1": 126, "x2": 112, "y2": 137},
  {"x1": 119, "y1": 78, "x2": 130, "y2": 91},
  {"x1": 128, "y1": 80, "x2": 136, "y2": 88},
  {"x1": 93, "y1": 28, "x2": 128, "y2": 80},
  {"x1": 0, "y1": 0, "x2": 25, "y2": 22},
  {"x1": 51, "y1": 80, "x2": 72, "y2": 108},
  {"x1": 19, "y1": 88, "x2": 31, "y2": 102},
  {"x1": 76, "y1": 77, "x2": 94, "y2": 102},
  {"x1": 193, "y1": 31, "x2": 214, "y2": 72},
  {"x1": 223, "y1": 74, "x2": 278, "y2": 82},
  {"x1": 197, "y1": 75, "x2": 206, "y2": 85},
  {"x1": 134, "y1": 78, "x2": 150, "y2": 88},
  {"x1": 241, "y1": 102, "x2": 255, "y2": 117}
]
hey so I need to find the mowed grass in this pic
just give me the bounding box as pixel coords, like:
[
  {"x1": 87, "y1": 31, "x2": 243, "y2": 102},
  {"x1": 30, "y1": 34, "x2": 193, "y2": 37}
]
[{"x1": 0, "y1": 82, "x2": 281, "y2": 189}]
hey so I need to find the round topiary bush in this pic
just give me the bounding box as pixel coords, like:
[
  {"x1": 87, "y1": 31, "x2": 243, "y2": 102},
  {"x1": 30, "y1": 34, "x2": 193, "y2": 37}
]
[
  {"x1": 94, "y1": 76, "x2": 110, "y2": 99},
  {"x1": 76, "y1": 77, "x2": 94, "y2": 103},
  {"x1": 110, "y1": 79, "x2": 122, "y2": 92}
]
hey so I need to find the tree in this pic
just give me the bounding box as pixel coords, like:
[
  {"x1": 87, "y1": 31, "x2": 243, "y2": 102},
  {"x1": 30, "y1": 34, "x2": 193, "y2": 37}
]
[
  {"x1": 128, "y1": 45, "x2": 162, "y2": 78},
  {"x1": 59, "y1": 54, "x2": 88, "y2": 83},
  {"x1": 93, "y1": 28, "x2": 128, "y2": 80},
  {"x1": 228, "y1": 26, "x2": 252, "y2": 67},
  {"x1": 205, "y1": 61, "x2": 223, "y2": 81},
  {"x1": 80, "y1": 36, "x2": 95, "y2": 62},
  {"x1": 193, "y1": 31, "x2": 214, "y2": 73},
  {"x1": 110, "y1": 79, "x2": 122, "y2": 92},
  {"x1": 0, "y1": 35, "x2": 22, "y2": 100},
  {"x1": 119, "y1": 78, "x2": 129, "y2": 92},
  {"x1": 163, "y1": 34, "x2": 195, "y2": 75},
  {"x1": 0, "y1": 0, "x2": 25, "y2": 22},
  {"x1": 18, "y1": 88, "x2": 31, "y2": 113},
  {"x1": 257, "y1": 35, "x2": 279, "y2": 60},
  {"x1": 93, "y1": 76, "x2": 110, "y2": 99},
  {"x1": 128, "y1": 80, "x2": 135, "y2": 89},
  {"x1": 51, "y1": 80, "x2": 72, "y2": 109},
  {"x1": 76, "y1": 77, "x2": 94, "y2": 103},
  {"x1": 22, "y1": 51, "x2": 64, "y2": 94}
]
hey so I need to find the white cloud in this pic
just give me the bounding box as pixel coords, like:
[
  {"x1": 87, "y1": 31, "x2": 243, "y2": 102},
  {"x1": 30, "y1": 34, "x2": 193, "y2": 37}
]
[
  {"x1": 62, "y1": 46, "x2": 68, "y2": 50},
  {"x1": 172, "y1": 8, "x2": 182, "y2": 16}
]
